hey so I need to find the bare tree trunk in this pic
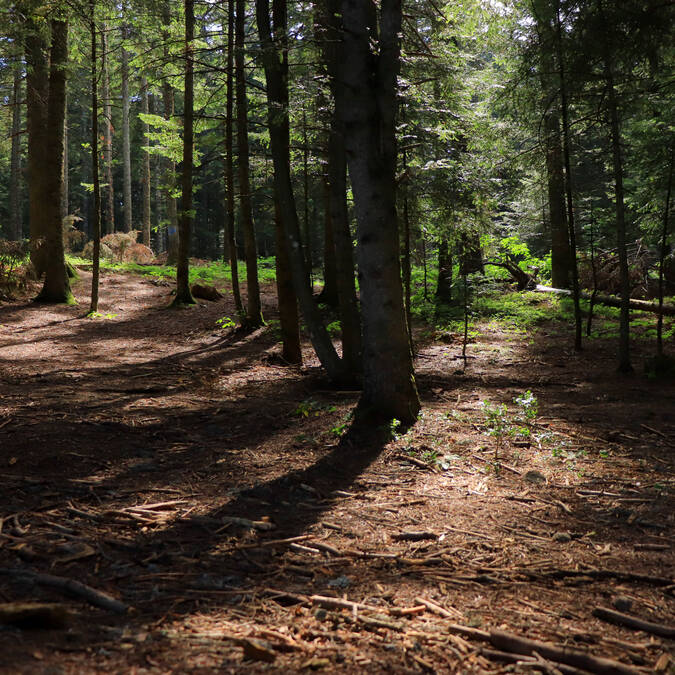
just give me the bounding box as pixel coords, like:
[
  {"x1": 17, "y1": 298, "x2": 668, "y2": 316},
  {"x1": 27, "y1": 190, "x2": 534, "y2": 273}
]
[
  {"x1": 101, "y1": 24, "x2": 115, "y2": 234},
  {"x1": 36, "y1": 20, "x2": 73, "y2": 304},
  {"x1": 61, "y1": 92, "x2": 68, "y2": 223},
  {"x1": 224, "y1": 0, "x2": 242, "y2": 313},
  {"x1": 174, "y1": 0, "x2": 196, "y2": 306},
  {"x1": 141, "y1": 77, "x2": 152, "y2": 248},
  {"x1": 89, "y1": 0, "x2": 102, "y2": 313},
  {"x1": 331, "y1": 0, "x2": 419, "y2": 422},
  {"x1": 317, "y1": 177, "x2": 339, "y2": 306},
  {"x1": 656, "y1": 143, "x2": 673, "y2": 356},
  {"x1": 435, "y1": 237, "x2": 452, "y2": 303},
  {"x1": 10, "y1": 64, "x2": 22, "y2": 241},
  {"x1": 25, "y1": 16, "x2": 50, "y2": 275},
  {"x1": 236, "y1": 0, "x2": 263, "y2": 326}
]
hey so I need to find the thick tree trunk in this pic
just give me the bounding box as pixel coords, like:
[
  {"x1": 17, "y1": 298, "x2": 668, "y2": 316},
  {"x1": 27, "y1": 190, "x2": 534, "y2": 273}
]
[
  {"x1": 36, "y1": 20, "x2": 73, "y2": 304},
  {"x1": 331, "y1": 0, "x2": 419, "y2": 422},
  {"x1": 257, "y1": 0, "x2": 347, "y2": 381},
  {"x1": 10, "y1": 65, "x2": 22, "y2": 241},
  {"x1": 121, "y1": 31, "x2": 132, "y2": 233},
  {"x1": 25, "y1": 17, "x2": 50, "y2": 275},
  {"x1": 90, "y1": 0, "x2": 102, "y2": 313},
  {"x1": 236, "y1": 0, "x2": 263, "y2": 326},
  {"x1": 101, "y1": 24, "x2": 115, "y2": 234},
  {"x1": 141, "y1": 78, "x2": 152, "y2": 248},
  {"x1": 174, "y1": 0, "x2": 196, "y2": 306},
  {"x1": 224, "y1": 0, "x2": 242, "y2": 313}
]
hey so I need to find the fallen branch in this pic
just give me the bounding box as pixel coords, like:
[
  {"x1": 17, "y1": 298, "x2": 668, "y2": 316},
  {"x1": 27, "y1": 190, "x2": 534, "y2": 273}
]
[
  {"x1": 0, "y1": 568, "x2": 128, "y2": 614},
  {"x1": 480, "y1": 648, "x2": 587, "y2": 675},
  {"x1": 534, "y1": 285, "x2": 675, "y2": 316},
  {"x1": 592, "y1": 606, "x2": 675, "y2": 638},
  {"x1": 414, "y1": 596, "x2": 462, "y2": 620}
]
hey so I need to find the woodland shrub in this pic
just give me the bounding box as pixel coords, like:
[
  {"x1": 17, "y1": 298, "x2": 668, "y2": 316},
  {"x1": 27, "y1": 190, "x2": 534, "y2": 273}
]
[
  {"x1": 81, "y1": 231, "x2": 154, "y2": 264},
  {"x1": 0, "y1": 238, "x2": 29, "y2": 298}
]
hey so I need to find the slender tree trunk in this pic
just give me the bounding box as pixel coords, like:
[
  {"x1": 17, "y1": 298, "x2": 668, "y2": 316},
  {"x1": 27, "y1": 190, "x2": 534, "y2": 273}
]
[
  {"x1": 318, "y1": 177, "x2": 339, "y2": 306},
  {"x1": 141, "y1": 77, "x2": 152, "y2": 248},
  {"x1": 257, "y1": 0, "x2": 348, "y2": 381},
  {"x1": 121, "y1": 28, "x2": 132, "y2": 233},
  {"x1": 402, "y1": 182, "x2": 412, "y2": 344},
  {"x1": 435, "y1": 237, "x2": 452, "y2": 303},
  {"x1": 224, "y1": 0, "x2": 242, "y2": 313},
  {"x1": 36, "y1": 19, "x2": 73, "y2": 304},
  {"x1": 331, "y1": 0, "x2": 419, "y2": 422},
  {"x1": 10, "y1": 64, "x2": 22, "y2": 241},
  {"x1": 656, "y1": 144, "x2": 673, "y2": 356},
  {"x1": 326, "y1": 105, "x2": 362, "y2": 375},
  {"x1": 162, "y1": 7, "x2": 179, "y2": 264},
  {"x1": 598, "y1": 0, "x2": 631, "y2": 372},
  {"x1": 174, "y1": 0, "x2": 196, "y2": 305},
  {"x1": 274, "y1": 199, "x2": 302, "y2": 363},
  {"x1": 25, "y1": 16, "x2": 50, "y2": 275},
  {"x1": 236, "y1": 0, "x2": 263, "y2": 326},
  {"x1": 101, "y1": 24, "x2": 114, "y2": 234},
  {"x1": 302, "y1": 108, "x2": 312, "y2": 286},
  {"x1": 555, "y1": 4, "x2": 582, "y2": 351},
  {"x1": 90, "y1": 0, "x2": 102, "y2": 313}
]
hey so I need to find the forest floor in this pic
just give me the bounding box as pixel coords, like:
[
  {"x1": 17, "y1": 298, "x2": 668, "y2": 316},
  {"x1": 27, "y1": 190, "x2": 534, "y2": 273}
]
[{"x1": 0, "y1": 267, "x2": 673, "y2": 674}]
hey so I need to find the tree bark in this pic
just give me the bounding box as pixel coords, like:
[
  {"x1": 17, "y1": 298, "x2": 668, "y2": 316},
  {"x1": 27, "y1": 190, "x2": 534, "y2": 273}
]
[
  {"x1": 36, "y1": 19, "x2": 73, "y2": 304},
  {"x1": 224, "y1": 0, "x2": 242, "y2": 313},
  {"x1": 9, "y1": 64, "x2": 22, "y2": 241},
  {"x1": 174, "y1": 0, "x2": 196, "y2": 306},
  {"x1": 236, "y1": 0, "x2": 263, "y2": 326},
  {"x1": 317, "y1": 177, "x2": 339, "y2": 306},
  {"x1": 330, "y1": 0, "x2": 420, "y2": 422},
  {"x1": 25, "y1": 15, "x2": 50, "y2": 275},
  {"x1": 435, "y1": 237, "x2": 452, "y2": 303},
  {"x1": 257, "y1": 0, "x2": 347, "y2": 381},
  {"x1": 61, "y1": 92, "x2": 68, "y2": 223},
  {"x1": 141, "y1": 77, "x2": 152, "y2": 248}
]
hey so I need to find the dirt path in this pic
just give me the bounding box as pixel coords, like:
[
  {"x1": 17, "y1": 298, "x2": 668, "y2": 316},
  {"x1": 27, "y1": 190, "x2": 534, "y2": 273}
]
[{"x1": 0, "y1": 270, "x2": 673, "y2": 673}]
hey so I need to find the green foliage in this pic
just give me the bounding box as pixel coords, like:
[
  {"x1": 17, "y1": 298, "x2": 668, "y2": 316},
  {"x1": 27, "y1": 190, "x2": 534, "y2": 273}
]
[
  {"x1": 293, "y1": 399, "x2": 336, "y2": 418},
  {"x1": 215, "y1": 315, "x2": 236, "y2": 330}
]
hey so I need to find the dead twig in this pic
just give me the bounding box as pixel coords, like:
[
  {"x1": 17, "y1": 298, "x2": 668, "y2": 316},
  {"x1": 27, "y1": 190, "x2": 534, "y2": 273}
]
[{"x1": 592, "y1": 606, "x2": 675, "y2": 638}]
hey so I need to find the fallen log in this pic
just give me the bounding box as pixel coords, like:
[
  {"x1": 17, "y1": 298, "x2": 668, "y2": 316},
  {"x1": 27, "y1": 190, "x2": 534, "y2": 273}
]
[
  {"x1": 534, "y1": 285, "x2": 675, "y2": 316},
  {"x1": 593, "y1": 606, "x2": 675, "y2": 638}
]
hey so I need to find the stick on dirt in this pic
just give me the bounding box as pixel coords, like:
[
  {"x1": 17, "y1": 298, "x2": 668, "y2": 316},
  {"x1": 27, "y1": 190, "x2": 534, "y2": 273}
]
[{"x1": 592, "y1": 606, "x2": 675, "y2": 638}]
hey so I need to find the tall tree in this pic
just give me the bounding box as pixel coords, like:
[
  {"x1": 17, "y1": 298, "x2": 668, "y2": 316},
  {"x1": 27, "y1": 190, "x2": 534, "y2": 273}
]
[
  {"x1": 174, "y1": 0, "x2": 196, "y2": 305},
  {"x1": 329, "y1": 0, "x2": 420, "y2": 422},
  {"x1": 89, "y1": 0, "x2": 102, "y2": 313},
  {"x1": 235, "y1": 0, "x2": 263, "y2": 327},
  {"x1": 35, "y1": 18, "x2": 73, "y2": 304},
  {"x1": 141, "y1": 77, "x2": 152, "y2": 247},
  {"x1": 120, "y1": 20, "x2": 132, "y2": 233},
  {"x1": 224, "y1": 0, "x2": 242, "y2": 313},
  {"x1": 101, "y1": 22, "x2": 115, "y2": 234},
  {"x1": 9, "y1": 62, "x2": 22, "y2": 241}
]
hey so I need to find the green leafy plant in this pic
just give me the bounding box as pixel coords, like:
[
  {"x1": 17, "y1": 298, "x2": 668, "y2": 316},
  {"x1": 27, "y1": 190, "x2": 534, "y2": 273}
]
[{"x1": 215, "y1": 315, "x2": 236, "y2": 330}]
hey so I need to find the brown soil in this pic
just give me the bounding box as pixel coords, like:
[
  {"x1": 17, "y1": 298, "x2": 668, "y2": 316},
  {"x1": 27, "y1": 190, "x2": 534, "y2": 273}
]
[{"x1": 0, "y1": 269, "x2": 673, "y2": 674}]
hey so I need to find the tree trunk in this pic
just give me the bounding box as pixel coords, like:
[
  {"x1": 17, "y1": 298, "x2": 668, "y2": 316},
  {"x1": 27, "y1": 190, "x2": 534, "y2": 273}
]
[
  {"x1": 236, "y1": 0, "x2": 263, "y2": 326},
  {"x1": 274, "y1": 200, "x2": 302, "y2": 364},
  {"x1": 36, "y1": 19, "x2": 73, "y2": 304},
  {"x1": 435, "y1": 237, "x2": 452, "y2": 303},
  {"x1": 656, "y1": 143, "x2": 673, "y2": 356},
  {"x1": 101, "y1": 23, "x2": 115, "y2": 234},
  {"x1": 256, "y1": 0, "x2": 348, "y2": 382},
  {"x1": 25, "y1": 16, "x2": 50, "y2": 275},
  {"x1": 224, "y1": 0, "x2": 242, "y2": 313},
  {"x1": 89, "y1": 0, "x2": 102, "y2": 313},
  {"x1": 162, "y1": 6, "x2": 179, "y2": 265},
  {"x1": 61, "y1": 92, "x2": 69, "y2": 223},
  {"x1": 533, "y1": 0, "x2": 572, "y2": 289},
  {"x1": 10, "y1": 64, "x2": 22, "y2": 241},
  {"x1": 174, "y1": 0, "x2": 196, "y2": 306},
  {"x1": 554, "y1": 3, "x2": 582, "y2": 351},
  {"x1": 328, "y1": 124, "x2": 362, "y2": 376},
  {"x1": 141, "y1": 77, "x2": 152, "y2": 248},
  {"x1": 598, "y1": 0, "x2": 631, "y2": 372},
  {"x1": 317, "y1": 177, "x2": 339, "y2": 306},
  {"x1": 331, "y1": 0, "x2": 420, "y2": 422},
  {"x1": 121, "y1": 29, "x2": 132, "y2": 233}
]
